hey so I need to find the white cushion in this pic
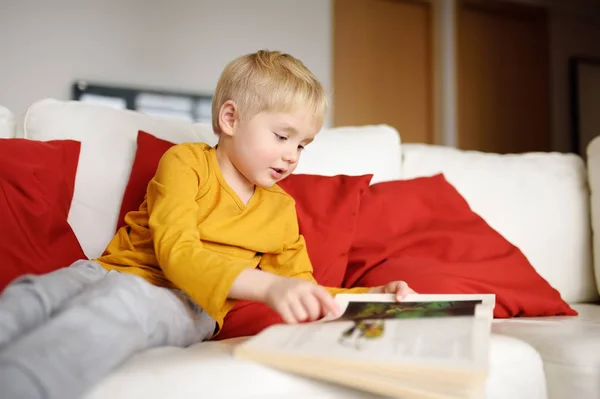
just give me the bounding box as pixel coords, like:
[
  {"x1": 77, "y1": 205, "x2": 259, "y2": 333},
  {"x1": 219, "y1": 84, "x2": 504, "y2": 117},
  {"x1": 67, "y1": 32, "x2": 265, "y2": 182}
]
[
  {"x1": 0, "y1": 105, "x2": 16, "y2": 138},
  {"x1": 83, "y1": 335, "x2": 547, "y2": 399},
  {"x1": 295, "y1": 124, "x2": 402, "y2": 184},
  {"x1": 23, "y1": 98, "x2": 216, "y2": 259},
  {"x1": 23, "y1": 99, "x2": 402, "y2": 259},
  {"x1": 401, "y1": 143, "x2": 598, "y2": 304},
  {"x1": 585, "y1": 136, "x2": 600, "y2": 296},
  {"x1": 493, "y1": 303, "x2": 600, "y2": 399},
  {"x1": 484, "y1": 335, "x2": 547, "y2": 399}
]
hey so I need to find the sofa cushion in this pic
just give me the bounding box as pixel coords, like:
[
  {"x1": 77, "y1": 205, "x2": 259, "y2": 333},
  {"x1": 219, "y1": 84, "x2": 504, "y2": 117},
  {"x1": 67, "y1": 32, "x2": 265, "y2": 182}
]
[
  {"x1": 0, "y1": 139, "x2": 86, "y2": 290},
  {"x1": 277, "y1": 173, "x2": 373, "y2": 286},
  {"x1": 401, "y1": 143, "x2": 597, "y2": 304},
  {"x1": 118, "y1": 130, "x2": 374, "y2": 339},
  {"x1": 0, "y1": 106, "x2": 16, "y2": 138},
  {"x1": 115, "y1": 130, "x2": 176, "y2": 231},
  {"x1": 344, "y1": 174, "x2": 576, "y2": 318},
  {"x1": 81, "y1": 334, "x2": 547, "y2": 399},
  {"x1": 585, "y1": 136, "x2": 600, "y2": 296},
  {"x1": 293, "y1": 124, "x2": 402, "y2": 184},
  {"x1": 22, "y1": 99, "x2": 403, "y2": 258},
  {"x1": 22, "y1": 99, "x2": 216, "y2": 259},
  {"x1": 493, "y1": 303, "x2": 600, "y2": 399}
]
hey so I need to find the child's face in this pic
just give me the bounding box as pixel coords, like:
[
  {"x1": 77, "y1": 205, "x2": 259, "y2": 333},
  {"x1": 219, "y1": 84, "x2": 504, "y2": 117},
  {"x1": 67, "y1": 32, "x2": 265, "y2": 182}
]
[{"x1": 230, "y1": 107, "x2": 320, "y2": 188}]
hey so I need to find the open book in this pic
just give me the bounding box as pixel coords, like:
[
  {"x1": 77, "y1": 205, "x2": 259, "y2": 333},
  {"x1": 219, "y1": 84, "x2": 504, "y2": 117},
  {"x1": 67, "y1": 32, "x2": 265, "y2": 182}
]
[{"x1": 233, "y1": 293, "x2": 495, "y2": 399}]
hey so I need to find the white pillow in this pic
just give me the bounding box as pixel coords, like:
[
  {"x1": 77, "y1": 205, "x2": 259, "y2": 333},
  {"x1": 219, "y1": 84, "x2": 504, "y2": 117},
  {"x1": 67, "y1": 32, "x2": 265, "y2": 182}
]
[
  {"x1": 294, "y1": 124, "x2": 402, "y2": 184},
  {"x1": 586, "y1": 136, "x2": 600, "y2": 297},
  {"x1": 401, "y1": 143, "x2": 597, "y2": 304},
  {"x1": 0, "y1": 105, "x2": 16, "y2": 138},
  {"x1": 24, "y1": 98, "x2": 216, "y2": 259}
]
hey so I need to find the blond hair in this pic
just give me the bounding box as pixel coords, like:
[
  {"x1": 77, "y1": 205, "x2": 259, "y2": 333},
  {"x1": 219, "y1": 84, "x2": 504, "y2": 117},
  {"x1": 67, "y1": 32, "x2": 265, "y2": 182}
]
[{"x1": 212, "y1": 50, "x2": 327, "y2": 133}]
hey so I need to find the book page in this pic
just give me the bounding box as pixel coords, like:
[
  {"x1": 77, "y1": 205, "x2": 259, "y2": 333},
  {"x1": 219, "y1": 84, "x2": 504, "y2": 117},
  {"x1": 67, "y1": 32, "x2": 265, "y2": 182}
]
[
  {"x1": 333, "y1": 293, "x2": 495, "y2": 317},
  {"x1": 236, "y1": 294, "x2": 492, "y2": 372}
]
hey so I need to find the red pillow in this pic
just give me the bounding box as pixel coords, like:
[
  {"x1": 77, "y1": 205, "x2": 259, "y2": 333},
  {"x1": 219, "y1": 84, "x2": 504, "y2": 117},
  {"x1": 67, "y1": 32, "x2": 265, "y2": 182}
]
[
  {"x1": 277, "y1": 173, "x2": 372, "y2": 286},
  {"x1": 116, "y1": 131, "x2": 175, "y2": 231},
  {"x1": 0, "y1": 139, "x2": 86, "y2": 290},
  {"x1": 119, "y1": 131, "x2": 373, "y2": 339},
  {"x1": 344, "y1": 174, "x2": 577, "y2": 318}
]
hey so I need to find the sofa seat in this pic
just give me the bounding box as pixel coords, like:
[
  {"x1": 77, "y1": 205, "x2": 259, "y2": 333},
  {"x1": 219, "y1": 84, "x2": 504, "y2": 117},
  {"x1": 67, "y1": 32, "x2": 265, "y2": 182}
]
[
  {"x1": 492, "y1": 303, "x2": 600, "y2": 399},
  {"x1": 82, "y1": 333, "x2": 548, "y2": 399}
]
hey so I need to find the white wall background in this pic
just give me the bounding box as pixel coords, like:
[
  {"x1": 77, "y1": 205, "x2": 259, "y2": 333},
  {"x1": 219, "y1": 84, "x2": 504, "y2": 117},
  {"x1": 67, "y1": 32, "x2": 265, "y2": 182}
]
[
  {"x1": 0, "y1": 0, "x2": 599, "y2": 152},
  {"x1": 0, "y1": 0, "x2": 332, "y2": 122}
]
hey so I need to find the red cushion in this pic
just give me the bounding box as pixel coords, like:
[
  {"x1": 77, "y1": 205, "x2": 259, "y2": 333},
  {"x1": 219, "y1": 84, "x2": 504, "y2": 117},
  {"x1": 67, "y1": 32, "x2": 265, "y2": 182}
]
[
  {"x1": 0, "y1": 139, "x2": 86, "y2": 290},
  {"x1": 344, "y1": 174, "x2": 577, "y2": 318},
  {"x1": 277, "y1": 173, "x2": 372, "y2": 286},
  {"x1": 116, "y1": 131, "x2": 175, "y2": 231},
  {"x1": 214, "y1": 301, "x2": 283, "y2": 340},
  {"x1": 119, "y1": 131, "x2": 373, "y2": 339}
]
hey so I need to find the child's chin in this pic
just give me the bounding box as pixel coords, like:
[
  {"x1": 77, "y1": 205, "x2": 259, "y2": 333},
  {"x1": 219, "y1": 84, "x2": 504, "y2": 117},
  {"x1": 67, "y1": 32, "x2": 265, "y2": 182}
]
[{"x1": 255, "y1": 179, "x2": 277, "y2": 189}]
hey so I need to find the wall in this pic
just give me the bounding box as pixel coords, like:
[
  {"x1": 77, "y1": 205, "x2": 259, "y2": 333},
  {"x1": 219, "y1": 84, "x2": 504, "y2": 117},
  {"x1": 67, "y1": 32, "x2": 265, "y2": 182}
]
[
  {"x1": 0, "y1": 0, "x2": 599, "y2": 152},
  {"x1": 0, "y1": 0, "x2": 332, "y2": 123}
]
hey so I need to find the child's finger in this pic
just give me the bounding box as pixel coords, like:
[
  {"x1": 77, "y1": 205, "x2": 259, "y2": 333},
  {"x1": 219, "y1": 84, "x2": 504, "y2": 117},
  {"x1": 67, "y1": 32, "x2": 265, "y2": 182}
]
[
  {"x1": 278, "y1": 304, "x2": 297, "y2": 324},
  {"x1": 395, "y1": 281, "x2": 411, "y2": 300},
  {"x1": 289, "y1": 299, "x2": 308, "y2": 323},
  {"x1": 300, "y1": 293, "x2": 322, "y2": 321},
  {"x1": 314, "y1": 286, "x2": 340, "y2": 317}
]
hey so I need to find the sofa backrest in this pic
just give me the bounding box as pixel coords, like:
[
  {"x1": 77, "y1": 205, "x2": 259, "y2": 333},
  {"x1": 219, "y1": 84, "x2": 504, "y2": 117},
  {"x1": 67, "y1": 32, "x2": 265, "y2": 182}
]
[
  {"x1": 23, "y1": 99, "x2": 217, "y2": 259},
  {"x1": 19, "y1": 98, "x2": 598, "y2": 303},
  {"x1": 22, "y1": 99, "x2": 402, "y2": 259},
  {"x1": 401, "y1": 143, "x2": 599, "y2": 303},
  {"x1": 0, "y1": 105, "x2": 16, "y2": 138},
  {"x1": 293, "y1": 124, "x2": 401, "y2": 184}
]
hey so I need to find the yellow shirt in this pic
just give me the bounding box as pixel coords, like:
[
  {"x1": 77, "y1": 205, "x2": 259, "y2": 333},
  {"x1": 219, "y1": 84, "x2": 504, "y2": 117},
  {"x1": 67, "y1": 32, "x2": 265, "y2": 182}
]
[{"x1": 95, "y1": 143, "x2": 367, "y2": 329}]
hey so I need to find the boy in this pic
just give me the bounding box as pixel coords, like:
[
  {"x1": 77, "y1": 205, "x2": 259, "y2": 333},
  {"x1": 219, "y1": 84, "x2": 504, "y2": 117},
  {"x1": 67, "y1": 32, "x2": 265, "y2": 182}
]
[{"x1": 0, "y1": 50, "x2": 413, "y2": 399}]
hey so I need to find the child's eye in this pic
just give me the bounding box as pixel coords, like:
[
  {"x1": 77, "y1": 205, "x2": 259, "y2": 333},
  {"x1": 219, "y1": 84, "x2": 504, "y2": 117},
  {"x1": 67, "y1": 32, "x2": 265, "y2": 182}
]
[
  {"x1": 274, "y1": 133, "x2": 287, "y2": 141},
  {"x1": 298, "y1": 145, "x2": 305, "y2": 151}
]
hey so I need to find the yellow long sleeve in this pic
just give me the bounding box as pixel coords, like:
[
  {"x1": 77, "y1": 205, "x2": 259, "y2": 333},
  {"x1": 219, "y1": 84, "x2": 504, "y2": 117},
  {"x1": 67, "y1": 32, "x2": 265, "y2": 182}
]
[
  {"x1": 96, "y1": 142, "x2": 368, "y2": 329},
  {"x1": 145, "y1": 145, "x2": 255, "y2": 321}
]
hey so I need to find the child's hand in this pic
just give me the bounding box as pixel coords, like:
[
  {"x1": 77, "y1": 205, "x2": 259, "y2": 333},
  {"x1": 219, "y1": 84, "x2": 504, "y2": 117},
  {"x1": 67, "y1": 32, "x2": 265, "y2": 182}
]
[
  {"x1": 368, "y1": 281, "x2": 415, "y2": 301},
  {"x1": 265, "y1": 276, "x2": 340, "y2": 324}
]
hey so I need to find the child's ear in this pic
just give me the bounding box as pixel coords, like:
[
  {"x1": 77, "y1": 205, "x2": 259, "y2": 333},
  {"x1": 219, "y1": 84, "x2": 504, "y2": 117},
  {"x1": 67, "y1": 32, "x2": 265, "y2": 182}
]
[{"x1": 218, "y1": 100, "x2": 237, "y2": 137}]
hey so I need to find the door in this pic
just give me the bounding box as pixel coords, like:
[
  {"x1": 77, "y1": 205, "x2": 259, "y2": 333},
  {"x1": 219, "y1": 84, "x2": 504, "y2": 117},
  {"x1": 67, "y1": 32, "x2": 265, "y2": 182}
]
[
  {"x1": 333, "y1": 0, "x2": 434, "y2": 144},
  {"x1": 457, "y1": 0, "x2": 551, "y2": 153}
]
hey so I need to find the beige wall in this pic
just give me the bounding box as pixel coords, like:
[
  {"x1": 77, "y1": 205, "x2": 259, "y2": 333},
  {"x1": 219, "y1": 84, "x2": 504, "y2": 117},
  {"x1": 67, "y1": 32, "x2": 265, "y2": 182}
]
[
  {"x1": 0, "y1": 0, "x2": 599, "y2": 152},
  {"x1": 0, "y1": 0, "x2": 332, "y2": 123}
]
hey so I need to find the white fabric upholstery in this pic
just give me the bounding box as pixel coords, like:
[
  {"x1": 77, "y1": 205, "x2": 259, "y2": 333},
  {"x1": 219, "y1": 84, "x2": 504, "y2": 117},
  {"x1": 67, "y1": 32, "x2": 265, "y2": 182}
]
[
  {"x1": 493, "y1": 304, "x2": 600, "y2": 399},
  {"x1": 401, "y1": 143, "x2": 598, "y2": 304},
  {"x1": 484, "y1": 335, "x2": 547, "y2": 399},
  {"x1": 23, "y1": 100, "x2": 401, "y2": 259},
  {"x1": 17, "y1": 98, "x2": 600, "y2": 399},
  {"x1": 586, "y1": 136, "x2": 600, "y2": 296},
  {"x1": 0, "y1": 105, "x2": 16, "y2": 138},
  {"x1": 294, "y1": 124, "x2": 402, "y2": 184},
  {"x1": 23, "y1": 98, "x2": 216, "y2": 259},
  {"x1": 82, "y1": 334, "x2": 547, "y2": 399}
]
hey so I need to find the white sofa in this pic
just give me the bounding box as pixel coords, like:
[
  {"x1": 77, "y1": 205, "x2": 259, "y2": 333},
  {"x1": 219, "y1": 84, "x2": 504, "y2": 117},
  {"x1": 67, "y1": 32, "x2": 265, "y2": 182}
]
[{"x1": 3, "y1": 98, "x2": 600, "y2": 399}]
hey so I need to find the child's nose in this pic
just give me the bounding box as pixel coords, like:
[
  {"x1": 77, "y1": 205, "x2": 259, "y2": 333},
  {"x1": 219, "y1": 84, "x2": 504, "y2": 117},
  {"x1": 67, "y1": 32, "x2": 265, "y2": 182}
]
[{"x1": 283, "y1": 148, "x2": 299, "y2": 163}]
